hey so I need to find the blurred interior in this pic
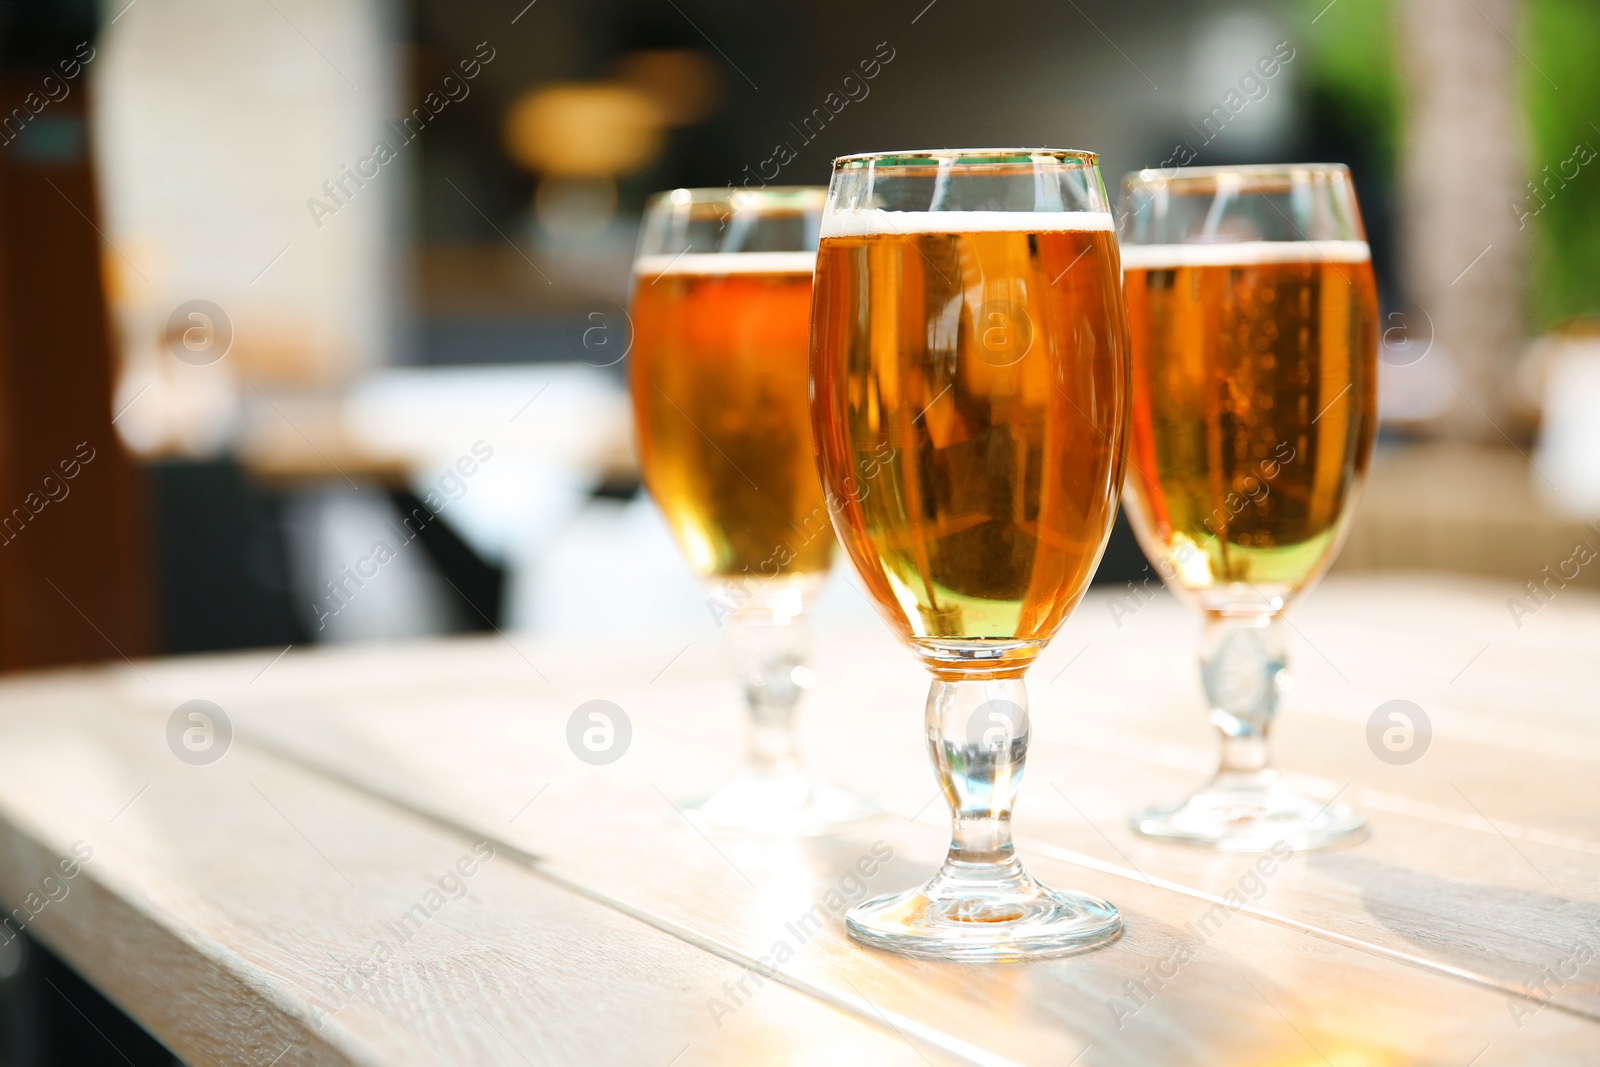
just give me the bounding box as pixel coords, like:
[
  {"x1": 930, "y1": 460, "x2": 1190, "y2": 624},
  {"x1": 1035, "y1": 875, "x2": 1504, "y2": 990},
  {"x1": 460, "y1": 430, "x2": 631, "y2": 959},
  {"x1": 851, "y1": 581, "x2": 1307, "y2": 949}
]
[{"x1": 0, "y1": 0, "x2": 1595, "y2": 664}]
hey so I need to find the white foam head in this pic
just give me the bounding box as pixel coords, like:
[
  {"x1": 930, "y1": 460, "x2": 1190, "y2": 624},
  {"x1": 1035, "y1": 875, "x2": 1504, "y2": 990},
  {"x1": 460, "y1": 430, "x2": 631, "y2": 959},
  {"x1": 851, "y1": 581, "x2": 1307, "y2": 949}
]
[
  {"x1": 1119, "y1": 240, "x2": 1371, "y2": 270},
  {"x1": 820, "y1": 209, "x2": 1114, "y2": 239},
  {"x1": 633, "y1": 251, "x2": 817, "y2": 277}
]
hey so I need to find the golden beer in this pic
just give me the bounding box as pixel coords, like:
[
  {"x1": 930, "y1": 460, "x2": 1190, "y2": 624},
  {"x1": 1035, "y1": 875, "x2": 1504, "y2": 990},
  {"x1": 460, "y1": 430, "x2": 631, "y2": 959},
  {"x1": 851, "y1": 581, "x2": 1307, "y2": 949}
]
[
  {"x1": 630, "y1": 252, "x2": 834, "y2": 581},
  {"x1": 811, "y1": 213, "x2": 1129, "y2": 673},
  {"x1": 1121, "y1": 242, "x2": 1378, "y2": 610}
]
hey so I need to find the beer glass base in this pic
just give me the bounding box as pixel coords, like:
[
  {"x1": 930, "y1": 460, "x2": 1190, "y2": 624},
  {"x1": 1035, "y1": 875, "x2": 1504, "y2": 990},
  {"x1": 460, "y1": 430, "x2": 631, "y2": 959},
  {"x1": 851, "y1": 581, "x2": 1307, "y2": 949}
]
[
  {"x1": 1131, "y1": 781, "x2": 1366, "y2": 852},
  {"x1": 684, "y1": 769, "x2": 878, "y2": 838},
  {"x1": 845, "y1": 856, "x2": 1122, "y2": 962}
]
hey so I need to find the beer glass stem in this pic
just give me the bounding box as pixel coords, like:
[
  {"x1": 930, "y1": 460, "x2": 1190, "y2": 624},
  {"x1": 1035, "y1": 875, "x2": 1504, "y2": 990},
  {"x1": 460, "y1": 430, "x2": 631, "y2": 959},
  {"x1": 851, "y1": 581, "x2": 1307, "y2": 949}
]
[
  {"x1": 843, "y1": 669, "x2": 1121, "y2": 959},
  {"x1": 1202, "y1": 614, "x2": 1287, "y2": 790},
  {"x1": 685, "y1": 580, "x2": 875, "y2": 836},
  {"x1": 1131, "y1": 610, "x2": 1362, "y2": 850},
  {"x1": 724, "y1": 608, "x2": 808, "y2": 776},
  {"x1": 927, "y1": 676, "x2": 1026, "y2": 869}
]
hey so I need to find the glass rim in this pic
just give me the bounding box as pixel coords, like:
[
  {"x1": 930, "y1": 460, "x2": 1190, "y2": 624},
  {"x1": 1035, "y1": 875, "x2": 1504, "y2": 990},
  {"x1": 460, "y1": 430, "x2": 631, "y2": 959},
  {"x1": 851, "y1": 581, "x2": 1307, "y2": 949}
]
[
  {"x1": 832, "y1": 147, "x2": 1099, "y2": 169},
  {"x1": 1122, "y1": 162, "x2": 1351, "y2": 188}
]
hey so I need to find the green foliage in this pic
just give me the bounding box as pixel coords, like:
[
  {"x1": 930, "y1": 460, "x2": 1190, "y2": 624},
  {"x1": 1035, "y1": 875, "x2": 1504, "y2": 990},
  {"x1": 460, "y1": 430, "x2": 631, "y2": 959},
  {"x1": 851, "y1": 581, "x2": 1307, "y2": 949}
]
[
  {"x1": 1298, "y1": 0, "x2": 1403, "y2": 173},
  {"x1": 1299, "y1": 0, "x2": 1600, "y2": 330},
  {"x1": 1522, "y1": 0, "x2": 1600, "y2": 329}
]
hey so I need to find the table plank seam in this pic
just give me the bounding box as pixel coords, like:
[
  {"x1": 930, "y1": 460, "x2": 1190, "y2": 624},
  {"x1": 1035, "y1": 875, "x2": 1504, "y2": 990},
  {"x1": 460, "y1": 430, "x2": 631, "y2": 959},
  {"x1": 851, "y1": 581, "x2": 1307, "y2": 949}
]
[
  {"x1": 0, "y1": 806, "x2": 373, "y2": 1067},
  {"x1": 1064, "y1": 722, "x2": 1600, "y2": 856},
  {"x1": 234, "y1": 729, "x2": 1029, "y2": 1067},
  {"x1": 1021, "y1": 838, "x2": 1599, "y2": 1024},
  {"x1": 237, "y1": 724, "x2": 1600, "y2": 1049}
]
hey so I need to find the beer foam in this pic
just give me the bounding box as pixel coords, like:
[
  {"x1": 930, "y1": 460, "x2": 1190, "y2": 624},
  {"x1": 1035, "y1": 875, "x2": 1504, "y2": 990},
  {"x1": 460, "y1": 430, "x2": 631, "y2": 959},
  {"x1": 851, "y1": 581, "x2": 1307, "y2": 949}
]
[
  {"x1": 819, "y1": 209, "x2": 1115, "y2": 239},
  {"x1": 633, "y1": 251, "x2": 816, "y2": 277},
  {"x1": 1119, "y1": 240, "x2": 1371, "y2": 270}
]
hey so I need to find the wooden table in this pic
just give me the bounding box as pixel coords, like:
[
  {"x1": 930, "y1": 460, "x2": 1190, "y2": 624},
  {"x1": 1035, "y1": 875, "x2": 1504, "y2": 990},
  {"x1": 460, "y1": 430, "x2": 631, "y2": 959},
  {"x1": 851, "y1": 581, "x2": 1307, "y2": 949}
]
[{"x1": 3, "y1": 573, "x2": 1598, "y2": 1065}]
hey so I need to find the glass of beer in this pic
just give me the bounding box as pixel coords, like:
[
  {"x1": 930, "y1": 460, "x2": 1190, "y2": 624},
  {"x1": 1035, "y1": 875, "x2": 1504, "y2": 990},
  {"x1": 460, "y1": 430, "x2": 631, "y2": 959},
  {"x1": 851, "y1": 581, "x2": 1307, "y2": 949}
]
[
  {"x1": 811, "y1": 150, "x2": 1129, "y2": 960},
  {"x1": 629, "y1": 186, "x2": 876, "y2": 836},
  {"x1": 1119, "y1": 164, "x2": 1378, "y2": 850}
]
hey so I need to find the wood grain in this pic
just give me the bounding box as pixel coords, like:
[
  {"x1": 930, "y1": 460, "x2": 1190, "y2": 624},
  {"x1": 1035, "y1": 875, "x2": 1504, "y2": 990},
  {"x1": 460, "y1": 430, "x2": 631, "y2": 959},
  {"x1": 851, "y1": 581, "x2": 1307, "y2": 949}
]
[
  {"x1": 2, "y1": 574, "x2": 1596, "y2": 1064},
  {"x1": 0, "y1": 676, "x2": 961, "y2": 1066}
]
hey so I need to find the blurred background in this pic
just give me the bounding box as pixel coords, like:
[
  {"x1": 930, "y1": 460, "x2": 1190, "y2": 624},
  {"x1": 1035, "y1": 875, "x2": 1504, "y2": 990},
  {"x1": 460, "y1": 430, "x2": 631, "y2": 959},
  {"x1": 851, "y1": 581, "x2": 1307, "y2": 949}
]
[
  {"x1": 0, "y1": 0, "x2": 1595, "y2": 1059},
  {"x1": 0, "y1": 0, "x2": 1595, "y2": 672}
]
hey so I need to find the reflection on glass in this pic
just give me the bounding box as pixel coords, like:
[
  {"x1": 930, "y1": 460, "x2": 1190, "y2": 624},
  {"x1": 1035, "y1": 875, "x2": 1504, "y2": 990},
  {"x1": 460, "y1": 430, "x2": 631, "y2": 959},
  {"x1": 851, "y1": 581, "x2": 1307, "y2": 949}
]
[
  {"x1": 630, "y1": 186, "x2": 875, "y2": 836},
  {"x1": 811, "y1": 150, "x2": 1129, "y2": 960},
  {"x1": 1120, "y1": 164, "x2": 1379, "y2": 851}
]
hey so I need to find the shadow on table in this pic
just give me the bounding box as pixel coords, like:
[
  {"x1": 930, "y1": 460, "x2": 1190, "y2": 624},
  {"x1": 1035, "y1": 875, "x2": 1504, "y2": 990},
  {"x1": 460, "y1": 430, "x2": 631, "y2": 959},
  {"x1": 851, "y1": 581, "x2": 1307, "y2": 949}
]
[{"x1": 1312, "y1": 852, "x2": 1600, "y2": 999}]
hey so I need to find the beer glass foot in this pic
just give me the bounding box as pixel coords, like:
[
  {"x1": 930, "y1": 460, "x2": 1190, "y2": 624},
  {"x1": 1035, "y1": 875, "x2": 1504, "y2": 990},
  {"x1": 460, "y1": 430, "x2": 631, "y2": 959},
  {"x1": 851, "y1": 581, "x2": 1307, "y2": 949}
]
[
  {"x1": 846, "y1": 855, "x2": 1121, "y2": 962},
  {"x1": 685, "y1": 768, "x2": 878, "y2": 838},
  {"x1": 1131, "y1": 779, "x2": 1365, "y2": 852}
]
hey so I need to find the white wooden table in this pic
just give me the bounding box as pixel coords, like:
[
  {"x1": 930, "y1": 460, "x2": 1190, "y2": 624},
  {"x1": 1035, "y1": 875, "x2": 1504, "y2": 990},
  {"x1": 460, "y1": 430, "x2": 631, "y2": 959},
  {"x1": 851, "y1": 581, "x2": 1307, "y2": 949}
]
[{"x1": 2, "y1": 574, "x2": 1598, "y2": 1065}]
